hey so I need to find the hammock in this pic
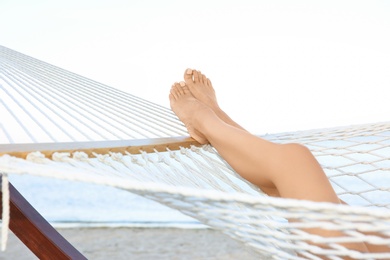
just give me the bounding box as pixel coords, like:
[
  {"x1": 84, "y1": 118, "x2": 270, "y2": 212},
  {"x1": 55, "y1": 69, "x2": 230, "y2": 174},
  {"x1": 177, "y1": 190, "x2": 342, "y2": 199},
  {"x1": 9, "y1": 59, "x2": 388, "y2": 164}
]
[{"x1": 0, "y1": 45, "x2": 389, "y2": 259}]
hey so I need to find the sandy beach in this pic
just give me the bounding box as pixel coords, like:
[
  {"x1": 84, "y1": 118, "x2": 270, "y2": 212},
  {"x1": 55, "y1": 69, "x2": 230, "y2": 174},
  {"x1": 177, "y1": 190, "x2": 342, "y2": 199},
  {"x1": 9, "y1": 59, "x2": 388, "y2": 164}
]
[{"x1": 0, "y1": 227, "x2": 261, "y2": 260}]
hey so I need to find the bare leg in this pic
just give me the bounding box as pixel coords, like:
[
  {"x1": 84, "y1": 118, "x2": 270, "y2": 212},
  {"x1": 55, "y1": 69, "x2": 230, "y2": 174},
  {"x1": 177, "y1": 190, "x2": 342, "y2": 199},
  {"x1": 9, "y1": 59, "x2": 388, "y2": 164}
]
[
  {"x1": 180, "y1": 69, "x2": 389, "y2": 254},
  {"x1": 183, "y1": 68, "x2": 247, "y2": 131},
  {"x1": 177, "y1": 69, "x2": 337, "y2": 200},
  {"x1": 169, "y1": 78, "x2": 369, "y2": 253},
  {"x1": 170, "y1": 80, "x2": 339, "y2": 201}
]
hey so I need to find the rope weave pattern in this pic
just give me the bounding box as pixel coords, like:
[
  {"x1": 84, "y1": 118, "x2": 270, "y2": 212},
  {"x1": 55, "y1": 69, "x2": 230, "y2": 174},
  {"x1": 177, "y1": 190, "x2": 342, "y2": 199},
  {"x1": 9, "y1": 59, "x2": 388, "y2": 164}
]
[
  {"x1": 0, "y1": 45, "x2": 188, "y2": 143},
  {"x1": 0, "y1": 46, "x2": 389, "y2": 258},
  {"x1": 0, "y1": 140, "x2": 389, "y2": 259},
  {"x1": 264, "y1": 123, "x2": 390, "y2": 210}
]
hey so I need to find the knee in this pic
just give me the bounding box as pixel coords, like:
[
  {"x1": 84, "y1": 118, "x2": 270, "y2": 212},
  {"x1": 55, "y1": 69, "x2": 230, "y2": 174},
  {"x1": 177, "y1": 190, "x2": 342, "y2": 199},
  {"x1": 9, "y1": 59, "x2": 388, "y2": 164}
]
[
  {"x1": 275, "y1": 143, "x2": 323, "y2": 182},
  {"x1": 280, "y1": 143, "x2": 313, "y2": 159}
]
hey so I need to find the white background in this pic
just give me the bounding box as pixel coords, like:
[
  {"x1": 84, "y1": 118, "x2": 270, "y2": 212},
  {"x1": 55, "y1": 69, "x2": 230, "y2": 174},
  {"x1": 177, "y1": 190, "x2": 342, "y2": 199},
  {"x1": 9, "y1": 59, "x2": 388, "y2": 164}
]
[{"x1": 1, "y1": 0, "x2": 390, "y2": 135}]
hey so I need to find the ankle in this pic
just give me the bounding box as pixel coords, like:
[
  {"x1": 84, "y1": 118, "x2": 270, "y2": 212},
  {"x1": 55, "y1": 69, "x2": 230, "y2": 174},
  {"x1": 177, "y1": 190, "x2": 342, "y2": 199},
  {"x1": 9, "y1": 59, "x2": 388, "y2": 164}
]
[
  {"x1": 193, "y1": 107, "x2": 221, "y2": 136},
  {"x1": 210, "y1": 104, "x2": 224, "y2": 115}
]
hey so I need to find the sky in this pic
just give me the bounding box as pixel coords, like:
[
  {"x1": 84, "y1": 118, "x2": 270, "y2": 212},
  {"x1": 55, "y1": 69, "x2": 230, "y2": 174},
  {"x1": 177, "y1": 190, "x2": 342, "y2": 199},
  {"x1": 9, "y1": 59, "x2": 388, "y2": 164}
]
[{"x1": 1, "y1": 0, "x2": 390, "y2": 135}]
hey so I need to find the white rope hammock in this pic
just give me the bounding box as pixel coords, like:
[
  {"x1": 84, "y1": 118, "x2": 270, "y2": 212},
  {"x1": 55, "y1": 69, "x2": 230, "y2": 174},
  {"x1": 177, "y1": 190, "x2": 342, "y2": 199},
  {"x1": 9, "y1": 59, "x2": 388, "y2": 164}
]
[{"x1": 0, "y1": 45, "x2": 389, "y2": 259}]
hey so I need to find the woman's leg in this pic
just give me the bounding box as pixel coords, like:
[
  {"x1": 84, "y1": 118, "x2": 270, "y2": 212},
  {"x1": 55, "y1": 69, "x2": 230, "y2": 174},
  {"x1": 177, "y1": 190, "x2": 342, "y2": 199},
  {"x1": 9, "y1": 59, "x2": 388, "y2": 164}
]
[
  {"x1": 169, "y1": 78, "x2": 369, "y2": 253},
  {"x1": 178, "y1": 69, "x2": 339, "y2": 201},
  {"x1": 180, "y1": 69, "x2": 388, "y2": 254},
  {"x1": 170, "y1": 82, "x2": 338, "y2": 202}
]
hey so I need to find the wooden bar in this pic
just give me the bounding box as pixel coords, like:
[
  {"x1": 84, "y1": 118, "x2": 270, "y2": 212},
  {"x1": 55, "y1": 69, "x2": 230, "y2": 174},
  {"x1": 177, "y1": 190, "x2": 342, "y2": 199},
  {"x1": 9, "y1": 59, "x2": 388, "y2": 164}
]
[
  {"x1": 0, "y1": 136, "x2": 201, "y2": 159},
  {"x1": 0, "y1": 180, "x2": 87, "y2": 260}
]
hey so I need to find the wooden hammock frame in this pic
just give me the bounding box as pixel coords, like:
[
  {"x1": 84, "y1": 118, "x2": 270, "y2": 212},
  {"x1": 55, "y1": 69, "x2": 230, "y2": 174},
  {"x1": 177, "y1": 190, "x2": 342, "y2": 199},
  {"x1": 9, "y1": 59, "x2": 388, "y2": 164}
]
[{"x1": 0, "y1": 179, "x2": 87, "y2": 259}]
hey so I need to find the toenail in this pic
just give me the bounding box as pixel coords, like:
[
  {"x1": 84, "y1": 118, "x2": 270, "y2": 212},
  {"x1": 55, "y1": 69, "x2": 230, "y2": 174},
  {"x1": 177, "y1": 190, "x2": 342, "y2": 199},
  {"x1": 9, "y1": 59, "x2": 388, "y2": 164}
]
[
  {"x1": 179, "y1": 81, "x2": 186, "y2": 87},
  {"x1": 186, "y1": 68, "x2": 192, "y2": 75}
]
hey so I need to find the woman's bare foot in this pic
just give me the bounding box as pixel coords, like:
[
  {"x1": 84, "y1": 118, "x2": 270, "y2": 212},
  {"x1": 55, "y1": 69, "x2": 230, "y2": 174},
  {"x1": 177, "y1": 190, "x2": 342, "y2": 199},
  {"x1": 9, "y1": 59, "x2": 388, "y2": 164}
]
[
  {"x1": 183, "y1": 69, "x2": 218, "y2": 110},
  {"x1": 183, "y1": 69, "x2": 246, "y2": 131},
  {"x1": 169, "y1": 82, "x2": 209, "y2": 144}
]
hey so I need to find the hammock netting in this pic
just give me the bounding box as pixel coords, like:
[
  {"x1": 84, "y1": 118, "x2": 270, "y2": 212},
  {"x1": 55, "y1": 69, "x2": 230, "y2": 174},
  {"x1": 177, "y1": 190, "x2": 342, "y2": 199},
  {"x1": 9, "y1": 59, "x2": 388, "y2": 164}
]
[{"x1": 0, "y1": 45, "x2": 389, "y2": 259}]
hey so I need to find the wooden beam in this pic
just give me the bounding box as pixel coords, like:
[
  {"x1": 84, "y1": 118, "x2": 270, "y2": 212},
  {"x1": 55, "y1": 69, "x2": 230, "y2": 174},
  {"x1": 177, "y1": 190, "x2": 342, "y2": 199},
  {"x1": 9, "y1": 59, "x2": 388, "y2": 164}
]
[
  {"x1": 0, "y1": 180, "x2": 87, "y2": 260},
  {"x1": 0, "y1": 136, "x2": 201, "y2": 159}
]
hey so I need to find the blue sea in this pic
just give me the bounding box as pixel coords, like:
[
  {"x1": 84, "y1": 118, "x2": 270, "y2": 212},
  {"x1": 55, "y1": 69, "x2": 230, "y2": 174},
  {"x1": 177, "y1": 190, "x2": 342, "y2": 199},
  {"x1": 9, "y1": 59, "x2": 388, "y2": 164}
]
[{"x1": 8, "y1": 174, "x2": 205, "y2": 228}]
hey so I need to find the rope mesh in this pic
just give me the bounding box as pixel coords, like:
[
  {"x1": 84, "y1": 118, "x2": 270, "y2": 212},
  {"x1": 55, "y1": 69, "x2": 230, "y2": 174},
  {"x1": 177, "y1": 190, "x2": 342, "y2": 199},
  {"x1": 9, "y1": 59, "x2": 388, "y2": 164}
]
[
  {"x1": 1, "y1": 45, "x2": 389, "y2": 258},
  {"x1": 1, "y1": 143, "x2": 389, "y2": 259},
  {"x1": 0, "y1": 45, "x2": 188, "y2": 143},
  {"x1": 264, "y1": 123, "x2": 390, "y2": 210}
]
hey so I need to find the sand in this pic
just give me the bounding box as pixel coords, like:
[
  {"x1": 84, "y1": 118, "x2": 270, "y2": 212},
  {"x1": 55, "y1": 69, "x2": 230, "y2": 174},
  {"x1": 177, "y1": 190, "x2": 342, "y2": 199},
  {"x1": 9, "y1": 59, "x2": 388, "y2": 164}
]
[{"x1": 0, "y1": 227, "x2": 262, "y2": 260}]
